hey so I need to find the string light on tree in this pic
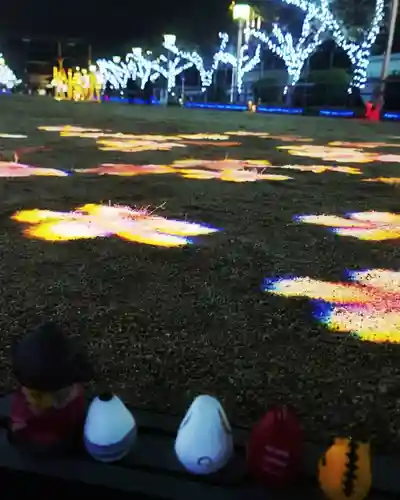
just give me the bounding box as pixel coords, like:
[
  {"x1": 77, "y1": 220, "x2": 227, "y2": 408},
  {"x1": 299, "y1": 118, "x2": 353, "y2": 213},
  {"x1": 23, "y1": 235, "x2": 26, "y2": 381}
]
[
  {"x1": 0, "y1": 54, "x2": 20, "y2": 90},
  {"x1": 281, "y1": 0, "x2": 385, "y2": 91},
  {"x1": 247, "y1": 3, "x2": 328, "y2": 95}
]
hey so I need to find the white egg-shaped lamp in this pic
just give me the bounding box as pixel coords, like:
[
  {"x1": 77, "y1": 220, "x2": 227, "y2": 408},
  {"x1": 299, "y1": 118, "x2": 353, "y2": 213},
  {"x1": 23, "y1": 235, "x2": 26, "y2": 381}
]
[
  {"x1": 84, "y1": 392, "x2": 137, "y2": 462},
  {"x1": 175, "y1": 394, "x2": 233, "y2": 475}
]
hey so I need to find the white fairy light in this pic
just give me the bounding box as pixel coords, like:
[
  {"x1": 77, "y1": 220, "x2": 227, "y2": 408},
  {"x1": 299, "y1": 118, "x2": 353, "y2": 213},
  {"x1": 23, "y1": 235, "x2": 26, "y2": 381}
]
[
  {"x1": 281, "y1": 0, "x2": 385, "y2": 91},
  {"x1": 247, "y1": 3, "x2": 328, "y2": 92}
]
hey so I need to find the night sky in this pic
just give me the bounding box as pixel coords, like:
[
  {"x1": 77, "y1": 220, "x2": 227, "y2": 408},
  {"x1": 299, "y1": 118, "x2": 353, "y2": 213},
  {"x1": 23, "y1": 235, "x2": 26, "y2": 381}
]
[{"x1": 1, "y1": 0, "x2": 232, "y2": 47}]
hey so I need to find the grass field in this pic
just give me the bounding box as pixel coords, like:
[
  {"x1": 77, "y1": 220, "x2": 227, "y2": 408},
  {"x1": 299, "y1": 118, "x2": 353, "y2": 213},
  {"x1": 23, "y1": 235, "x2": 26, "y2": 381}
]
[{"x1": 0, "y1": 95, "x2": 399, "y2": 452}]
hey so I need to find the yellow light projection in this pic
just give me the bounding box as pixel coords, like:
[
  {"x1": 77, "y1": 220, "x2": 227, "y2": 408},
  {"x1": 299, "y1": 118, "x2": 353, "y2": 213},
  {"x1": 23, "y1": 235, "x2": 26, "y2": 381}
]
[
  {"x1": 177, "y1": 168, "x2": 291, "y2": 182},
  {"x1": 263, "y1": 269, "x2": 400, "y2": 343},
  {"x1": 295, "y1": 212, "x2": 400, "y2": 241},
  {"x1": 329, "y1": 141, "x2": 400, "y2": 148},
  {"x1": 97, "y1": 139, "x2": 186, "y2": 153},
  {"x1": 12, "y1": 204, "x2": 218, "y2": 247},
  {"x1": 226, "y1": 131, "x2": 313, "y2": 142},
  {"x1": 277, "y1": 145, "x2": 378, "y2": 163},
  {"x1": 75, "y1": 164, "x2": 175, "y2": 176},
  {"x1": 278, "y1": 165, "x2": 361, "y2": 175},
  {"x1": 0, "y1": 161, "x2": 67, "y2": 177},
  {"x1": 363, "y1": 178, "x2": 400, "y2": 185}
]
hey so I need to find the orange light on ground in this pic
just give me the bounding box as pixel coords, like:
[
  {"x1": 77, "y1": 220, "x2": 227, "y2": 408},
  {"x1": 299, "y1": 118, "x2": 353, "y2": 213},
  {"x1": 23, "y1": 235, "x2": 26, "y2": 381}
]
[
  {"x1": 0, "y1": 162, "x2": 67, "y2": 177},
  {"x1": 97, "y1": 139, "x2": 186, "y2": 153},
  {"x1": 263, "y1": 269, "x2": 400, "y2": 343},
  {"x1": 75, "y1": 164, "x2": 176, "y2": 176},
  {"x1": 277, "y1": 145, "x2": 378, "y2": 163},
  {"x1": 329, "y1": 141, "x2": 400, "y2": 148},
  {"x1": 12, "y1": 204, "x2": 218, "y2": 247},
  {"x1": 363, "y1": 177, "x2": 400, "y2": 185},
  {"x1": 295, "y1": 212, "x2": 400, "y2": 241}
]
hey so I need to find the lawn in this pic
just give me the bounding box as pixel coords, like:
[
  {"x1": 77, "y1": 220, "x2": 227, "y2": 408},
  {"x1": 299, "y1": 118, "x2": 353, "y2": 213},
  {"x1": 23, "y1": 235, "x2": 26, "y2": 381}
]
[{"x1": 0, "y1": 95, "x2": 399, "y2": 452}]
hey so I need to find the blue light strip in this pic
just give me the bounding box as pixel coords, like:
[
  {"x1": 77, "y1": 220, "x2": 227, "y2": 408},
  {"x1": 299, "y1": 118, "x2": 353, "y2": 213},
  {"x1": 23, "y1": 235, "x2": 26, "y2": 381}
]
[
  {"x1": 184, "y1": 102, "x2": 247, "y2": 111},
  {"x1": 257, "y1": 106, "x2": 303, "y2": 114},
  {"x1": 106, "y1": 96, "x2": 160, "y2": 105},
  {"x1": 319, "y1": 109, "x2": 355, "y2": 117},
  {"x1": 383, "y1": 112, "x2": 400, "y2": 120}
]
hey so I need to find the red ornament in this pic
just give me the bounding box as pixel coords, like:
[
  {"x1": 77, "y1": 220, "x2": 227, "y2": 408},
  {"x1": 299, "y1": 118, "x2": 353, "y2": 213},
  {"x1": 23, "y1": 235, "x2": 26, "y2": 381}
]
[{"x1": 246, "y1": 406, "x2": 303, "y2": 487}]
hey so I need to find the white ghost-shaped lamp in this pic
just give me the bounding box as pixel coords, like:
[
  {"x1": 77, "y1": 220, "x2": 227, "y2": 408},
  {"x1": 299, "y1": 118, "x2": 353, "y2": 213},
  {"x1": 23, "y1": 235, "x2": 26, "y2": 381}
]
[
  {"x1": 84, "y1": 392, "x2": 137, "y2": 462},
  {"x1": 175, "y1": 394, "x2": 233, "y2": 475}
]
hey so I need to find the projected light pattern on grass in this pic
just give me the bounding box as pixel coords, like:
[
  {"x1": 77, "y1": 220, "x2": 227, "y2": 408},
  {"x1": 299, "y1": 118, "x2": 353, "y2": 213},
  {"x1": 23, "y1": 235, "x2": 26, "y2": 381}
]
[
  {"x1": 177, "y1": 168, "x2": 291, "y2": 182},
  {"x1": 172, "y1": 158, "x2": 271, "y2": 170},
  {"x1": 0, "y1": 134, "x2": 28, "y2": 139},
  {"x1": 75, "y1": 164, "x2": 175, "y2": 176},
  {"x1": 377, "y1": 154, "x2": 400, "y2": 163},
  {"x1": 263, "y1": 269, "x2": 400, "y2": 343},
  {"x1": 97, "y1": 139, "x2": 186, "y2": 152},
  {"x1": 225, "y1": 131, "x2": 313, "y2": 142},
  {"x1": 278, "y1": 145, "x2": 378, "y2": 163},
  {"x1": 0, "y1": 162, "x2": 67, "y2": 177},
  {"x1": 12, "y1": 204, "x2": 218, "y2": 247},
  {"x1": 278, "y1": 164, "x2": 361, "y2": 175},
  {"x1": 364, "y1": 177, "x2": 400, "y2": 185},
  {"x1": 295, "y1": 212, "x2": 400, "y2": 241}
]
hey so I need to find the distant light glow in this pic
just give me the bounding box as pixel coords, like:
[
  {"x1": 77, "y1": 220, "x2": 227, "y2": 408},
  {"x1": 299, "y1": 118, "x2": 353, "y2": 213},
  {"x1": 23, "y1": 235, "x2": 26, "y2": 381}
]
[
  {"x1": 295, "y1": 212, "x2": 400, "y2": 241},
  {"x1": 75, "y1": 164, "x2": 176, "y2": 176},
  {"x1": 12, "y1": 204, "x2": 218, "y2": 247},
  {"x1": 263, "y1": 269, "x2": 400, "y2": 343},
  {"x1": 277, "y1": 145, "x2": 377, "y2": 163}
]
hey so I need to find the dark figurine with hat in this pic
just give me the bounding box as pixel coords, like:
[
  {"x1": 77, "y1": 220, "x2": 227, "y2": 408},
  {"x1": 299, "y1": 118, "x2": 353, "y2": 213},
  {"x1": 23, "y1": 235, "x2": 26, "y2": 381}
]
[{"x1": 9, "y1": 321, "x2": 93, "y2": 455}]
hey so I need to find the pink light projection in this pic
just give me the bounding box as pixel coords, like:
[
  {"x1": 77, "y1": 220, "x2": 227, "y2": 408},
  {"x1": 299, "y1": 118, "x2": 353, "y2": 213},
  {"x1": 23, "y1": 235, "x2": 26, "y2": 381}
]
[
  {"x1": 277, "y1": 145, "x2": 378, "y2": 163},
  {"x1": 75, "y1": 164, "x2": 176, "y2": 176},
  {"x1": 0, "y1": 161, "x2": 68, "y2": 177},
  {"x1": 96, "y1": 138, "x2": 186, "y2": 153},
  {"x1": 376, "y1": 154, "x2": 400, "y2": 163},
  {"x1": 295, "y1": 212, "x2": 400, "y2": 241},
  {"x1": 12, "y1": 204, "x2": 218, "y2": 247},
  {"x1": 263, "y1": 269, "x2": 400, "y2": 343}
]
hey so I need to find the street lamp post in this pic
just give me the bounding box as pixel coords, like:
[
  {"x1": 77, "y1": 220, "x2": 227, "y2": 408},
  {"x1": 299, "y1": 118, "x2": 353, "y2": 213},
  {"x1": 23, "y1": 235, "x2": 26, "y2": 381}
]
[
  {"x1": 377, "y1": 0, "x2": 399, "y2": 109},
  {"x1": 163, "y1": 34, "x2": 176, "y2": 104},
  {"x1": 230, "y1": 3, "x2": 252, "y2": 103}
]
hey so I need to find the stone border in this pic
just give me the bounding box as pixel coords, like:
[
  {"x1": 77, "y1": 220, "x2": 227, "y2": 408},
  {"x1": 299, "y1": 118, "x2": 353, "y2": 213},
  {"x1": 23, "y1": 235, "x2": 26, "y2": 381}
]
[{"x1": 0, "y1": 395, "x2": 397, "y2": 499}]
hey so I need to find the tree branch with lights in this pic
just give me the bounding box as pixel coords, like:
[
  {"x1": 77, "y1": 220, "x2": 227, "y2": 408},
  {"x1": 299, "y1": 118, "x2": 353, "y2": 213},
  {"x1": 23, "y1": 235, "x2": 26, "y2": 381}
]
[
  {"x1": 282, "y1": 0, "x2": 385, "y2": 91},
  {"x1": 247, "y1": 3, "x2": 329, "y2": 96}
]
